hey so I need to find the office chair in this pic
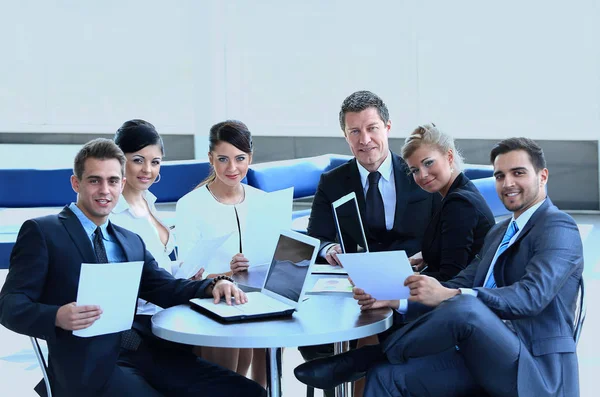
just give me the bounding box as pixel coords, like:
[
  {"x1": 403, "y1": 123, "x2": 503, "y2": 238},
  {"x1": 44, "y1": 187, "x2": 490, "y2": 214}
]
[
  {"x1": 30, "y1": 337, "x2": 52, "y2": 397},
  {"x1": 574, "y1": 277, "x2": 586, "y2": 344}
]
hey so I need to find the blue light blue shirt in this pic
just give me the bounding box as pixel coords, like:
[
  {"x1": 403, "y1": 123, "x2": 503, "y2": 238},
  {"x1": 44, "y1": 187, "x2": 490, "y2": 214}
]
[{"x1": 69, "y1": 203, "x2": 127, "y2": 263}]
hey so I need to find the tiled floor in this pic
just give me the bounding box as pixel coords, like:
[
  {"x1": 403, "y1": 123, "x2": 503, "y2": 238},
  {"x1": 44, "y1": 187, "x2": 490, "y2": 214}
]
[{"x1": 0, "y1": 213, "x2": 598, "y2": 396}]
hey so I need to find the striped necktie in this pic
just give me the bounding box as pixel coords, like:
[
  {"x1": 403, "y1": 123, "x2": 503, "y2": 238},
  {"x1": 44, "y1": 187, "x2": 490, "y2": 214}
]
[{"x1": 484, "y1": 221, "x2": 519, "y2": 289}]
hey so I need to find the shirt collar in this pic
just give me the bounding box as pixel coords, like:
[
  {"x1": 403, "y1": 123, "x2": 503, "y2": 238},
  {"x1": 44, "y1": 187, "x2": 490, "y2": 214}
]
[
  {"x1": 112, "y1": 190, "x2": 157, "y2": 215},
  {"x1": 511, "y1": 198, "x2": 546, "y2": 232},
  {"x1": 356, "y1": 151, "x2": 393, "y2": 189},
  {"x1": 69, "y1": 202, "x2": 111, "y2": 241}
]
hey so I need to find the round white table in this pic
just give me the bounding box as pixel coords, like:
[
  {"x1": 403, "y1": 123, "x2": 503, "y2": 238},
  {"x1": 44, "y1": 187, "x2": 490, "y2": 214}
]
[{"x1": 151, "y1": 294, "x2": 392, "y2": 397}]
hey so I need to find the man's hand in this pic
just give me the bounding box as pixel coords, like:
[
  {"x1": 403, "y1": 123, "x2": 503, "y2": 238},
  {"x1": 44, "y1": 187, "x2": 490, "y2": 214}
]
[
  {"x1": 212, "y1": 280, "x2": 248, "y2": 306},
  {"x1": 325, "y1": 244, "x2": 343, "y2": 266},
  {"x1": 55, "y1": 302, "x2": 102, "y2": 331},
  {"x1": 404, "y1": 275, "x2": 459, "y2": 307},
  {"x1": 189, "y1": 267, "x2": 205, "y2": 281},
  {"x1": 230, "y1": 253, "x2": 250, "y2": 274},
  {"x1": 352, "y1": 287, "x2": 399, "y2": 311}
]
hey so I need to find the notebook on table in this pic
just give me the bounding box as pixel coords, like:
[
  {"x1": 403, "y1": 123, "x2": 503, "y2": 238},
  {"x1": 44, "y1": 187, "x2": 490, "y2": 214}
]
[
  {"x1": 311, "y1": 192, "x2": 369, "y2": 275},
  {"x1": 190, "y1": 229, "x2": 319, "y2": 322}
]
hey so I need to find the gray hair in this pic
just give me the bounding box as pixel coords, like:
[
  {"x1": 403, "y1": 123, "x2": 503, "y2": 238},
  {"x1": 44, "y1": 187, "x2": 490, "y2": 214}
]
[{"x1": 338, "y1": 90, "x2": 390, "y2": 132}]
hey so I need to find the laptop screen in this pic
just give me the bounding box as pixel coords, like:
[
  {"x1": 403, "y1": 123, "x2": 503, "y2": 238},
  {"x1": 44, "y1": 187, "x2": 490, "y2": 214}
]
[
  {"x1": 332, "y1": 192, "x2": 369, "y2": 253},
  {"x1": 263, "y1": 234, "x2": 315, "y2": 303}
]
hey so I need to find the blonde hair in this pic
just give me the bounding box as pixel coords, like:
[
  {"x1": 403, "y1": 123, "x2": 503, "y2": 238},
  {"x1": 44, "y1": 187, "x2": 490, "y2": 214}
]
[{"x1": 401, "y1": 123, "x2": 464, "y2": 171}]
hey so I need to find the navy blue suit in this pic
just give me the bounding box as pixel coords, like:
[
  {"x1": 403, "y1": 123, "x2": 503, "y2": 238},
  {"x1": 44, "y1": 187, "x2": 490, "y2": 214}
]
[
  {"x1": 0, "y1": 207, "x2": 264, "y2": 397},
  {"x1": 307, "y1": 153, "x2": 438, "y2": 257},
  {"x1": 367, "y1": 199, "x2": 583, "y2": 397}
]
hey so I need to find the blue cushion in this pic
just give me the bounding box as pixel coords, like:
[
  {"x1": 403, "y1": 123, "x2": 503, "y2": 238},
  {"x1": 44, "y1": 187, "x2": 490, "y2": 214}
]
[
  {"x1": 149, "y1": 160, "x2": 212, "y2": 203},
  {"x1": 246, "y1": 155, "x2": 332, "y2": 198},
  {"x1": 472, "y1": 177, "x2": 511, "y2": 218},
  {"x1": 463, "y1": 164, "x2": 494, "y2": 180},
  {"x1": 246, "y1": 154, "x2": 352, "y2": 199},
  {"x1": 0, "y1": 168, "x2": 75, "y2": 208}
]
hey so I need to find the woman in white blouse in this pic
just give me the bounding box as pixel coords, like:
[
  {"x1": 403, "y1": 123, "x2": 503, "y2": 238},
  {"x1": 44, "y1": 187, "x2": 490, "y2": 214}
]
[
  {"x1": 110, "y1": 119, "x2": 202, "y2": 316},
  {"x1": 176, "y1": 120, "x2": 266, "y2": 387}
]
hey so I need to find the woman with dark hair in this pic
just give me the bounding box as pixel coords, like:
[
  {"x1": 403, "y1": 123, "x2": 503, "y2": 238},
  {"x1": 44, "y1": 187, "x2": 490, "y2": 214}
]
[
  {"x1": 111, "y1": 120, "x2": 202, "y2": 317},
  {"x1": 176, "y1": 120, "x2": 266, "y2": 387}
]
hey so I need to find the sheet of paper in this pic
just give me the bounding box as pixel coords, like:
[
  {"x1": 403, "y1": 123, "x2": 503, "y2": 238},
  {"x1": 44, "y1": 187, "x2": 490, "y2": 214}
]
[
  {"x1": 74, "y1": 261, "x2": 144, "y2": 338},
  {"x1": 174, "y1": 232, "x2": 234, "y2": 279},
  {"x1": 242, "y1": 187, "x2": 293, "y2": 266},
  {"x1": 336, "y1": 251, "x2": 412, "y2": 300},
  {"x1": 311, "y1": 264, "x2": 348, "y2": 275},
  {"x1": 310, "y1": 278, "x2": 353, "y2": 293}
]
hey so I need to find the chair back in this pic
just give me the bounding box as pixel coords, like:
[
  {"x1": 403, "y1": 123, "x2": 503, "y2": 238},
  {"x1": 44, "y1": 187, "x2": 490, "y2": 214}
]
[{"x1": 30, "y1": 337, "x2": 52, "y2": 397}]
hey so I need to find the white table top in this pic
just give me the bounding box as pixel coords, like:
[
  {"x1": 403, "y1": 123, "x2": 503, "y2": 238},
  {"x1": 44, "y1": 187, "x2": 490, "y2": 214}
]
[{"x1": 151, "y1": 295, "x2": 392, "y2": 348}]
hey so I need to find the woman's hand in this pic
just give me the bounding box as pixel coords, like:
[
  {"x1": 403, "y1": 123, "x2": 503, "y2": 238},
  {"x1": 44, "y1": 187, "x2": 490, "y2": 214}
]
[
  {"x1": 189, "y1": 267, "x2": 205, "y2": 281},
  {"x1": 230, "y1": 253, "x2": 250, "y2": 274},
  {"x1": 352, "y1": 287, "x2": 399, "y2": 311},
  {"x1": 409, "y1": 252, "x2": 427, "y2": 272}
]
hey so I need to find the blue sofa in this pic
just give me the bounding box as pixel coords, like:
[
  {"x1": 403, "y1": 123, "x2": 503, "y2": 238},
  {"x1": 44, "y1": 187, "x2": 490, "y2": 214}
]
[{"x1": 0, "y1": 155, "x2": 504, "y2": 269}]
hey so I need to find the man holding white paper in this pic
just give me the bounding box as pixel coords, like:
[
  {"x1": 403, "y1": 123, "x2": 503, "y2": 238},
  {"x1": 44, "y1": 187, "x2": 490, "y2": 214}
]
[{"x1": 0, "y1": 139, "x2": 265, "y2": 397}]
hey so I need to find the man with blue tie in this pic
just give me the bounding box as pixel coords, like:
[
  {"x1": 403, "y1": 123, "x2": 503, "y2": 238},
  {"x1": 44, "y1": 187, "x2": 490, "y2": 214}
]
[{"x1": 295, "y1": 137, "x2": 583, "y2": 397}]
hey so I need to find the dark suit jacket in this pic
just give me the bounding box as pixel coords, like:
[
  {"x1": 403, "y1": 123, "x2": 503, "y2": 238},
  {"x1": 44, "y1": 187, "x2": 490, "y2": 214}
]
[
  {"x1": 385, "y1": 199, "x2": 583, "y2": 397},
  {"x1": 307, "y1": 153, "x2": 438, "y2": 257},
  {"x1": 0, "y1": 207, "x2": 212, "y2": 396},
  {"x1": 421, "y1": 172, "x2": 495, "y2": 281}
]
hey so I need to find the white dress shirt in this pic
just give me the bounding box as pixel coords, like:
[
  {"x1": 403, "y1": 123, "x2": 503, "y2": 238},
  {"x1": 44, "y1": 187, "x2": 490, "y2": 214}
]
[
  {"x1": 175, "y1": 184, "x2": 266, "y2": 275},
  {"x1": 355, "y1": 151, "x2": 396, "y2": 231},
  {"x1": 110, "y1": 190, "x2": 176, "y2": 315}
]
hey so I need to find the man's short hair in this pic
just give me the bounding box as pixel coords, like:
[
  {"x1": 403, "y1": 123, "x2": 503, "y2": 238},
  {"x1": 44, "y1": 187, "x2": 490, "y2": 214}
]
[
  {"x1": 73, "y1": 138, "x2": 127, "y2": 180},
  {"x1": 490, "y1": 137, "x2": 546, "y2": 172},
  {"x1": 339, "y1": 90, "x2": 390, "y2": 132}
]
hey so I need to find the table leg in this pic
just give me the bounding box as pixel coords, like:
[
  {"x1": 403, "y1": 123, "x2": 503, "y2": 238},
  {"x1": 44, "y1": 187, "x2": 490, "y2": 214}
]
[
  {"x1": 266, "y1": 347, "x2": 282, "y2": 397},
  {"x1": 334, "y1": 341, "x2": 351, "y2": 397}
]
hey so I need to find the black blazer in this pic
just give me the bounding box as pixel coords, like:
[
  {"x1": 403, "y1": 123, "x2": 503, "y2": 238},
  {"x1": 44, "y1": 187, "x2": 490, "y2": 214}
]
[
  {"x1": 307, "y1": 152, "x2": 439, "y2": 257},
  {"x1": 421, "y1": 172, "x2": 495, "y2": 281},
  {"x1": 0, "y1": 207, "x2": 212, "y2": 396}
]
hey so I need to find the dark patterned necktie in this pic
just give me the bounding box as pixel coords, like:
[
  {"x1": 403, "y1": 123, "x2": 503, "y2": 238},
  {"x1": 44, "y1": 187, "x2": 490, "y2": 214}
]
[
  {"x1": 366, "y1": 171, "x2": 386, "y2": 234},
  {"x1": 93, "y1": 227, "x2": 108, "y2": 263},
  {"x1": 94, "y1": 226, "x2": 141, "y2": 350}
]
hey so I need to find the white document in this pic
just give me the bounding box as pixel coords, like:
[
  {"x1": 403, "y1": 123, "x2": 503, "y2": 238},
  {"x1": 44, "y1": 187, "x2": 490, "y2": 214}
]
[
  {"x1": 336, "y1": 251, "x2": 413, "y2": 300},
  {"x1": 74, "y1": 261, "x2": 144, "y2": 338},
  {"x1": 242, "y1": 187, "x2": 293, "y2": 266},
  {"x1": 174, "y1": 232, "x2": 233, "y2": 279}
]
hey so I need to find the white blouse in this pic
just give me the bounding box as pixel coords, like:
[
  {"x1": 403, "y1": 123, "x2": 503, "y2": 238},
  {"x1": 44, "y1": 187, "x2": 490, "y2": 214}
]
[
  {"x1": 175, "y1": 184, "x2": 266, "y2": 275},
  {"x1": 110, "y1": 190, "x2": 176, "y2": 315}
]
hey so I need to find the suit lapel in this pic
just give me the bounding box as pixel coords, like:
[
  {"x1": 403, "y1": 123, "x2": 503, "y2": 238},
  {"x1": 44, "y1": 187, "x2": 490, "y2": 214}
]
[
  {"x1": 473, "y1": 219, "x2": 510, "y2": 287},
  {"x1": 109, "y1": 222, "x2": 134, "y2": 262},
  {"x1": 59, "y1": 206, "x2": 97, "y2": 264},
  {"x1": 348, "y1": 158, "x2": 367, "y2": 217},
  {"x1": 391, "y1": 153, "x2": 409, "y2": 231}
]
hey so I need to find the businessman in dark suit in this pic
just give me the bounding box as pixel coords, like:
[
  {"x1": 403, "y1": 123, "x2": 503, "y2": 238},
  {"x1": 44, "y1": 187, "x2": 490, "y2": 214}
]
[
  {"x1": 308, "y1": 90, "x2": 437, "y2": 266},
  {"x1": 0, "y1": 139, "x2": 265, "y2": 397},
  {"x1": 296, "y1": 137, "x2": 583, "y2": 397}
]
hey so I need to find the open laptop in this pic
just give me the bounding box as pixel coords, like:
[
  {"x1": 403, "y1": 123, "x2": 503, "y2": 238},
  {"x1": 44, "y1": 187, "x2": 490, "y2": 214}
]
[
  {"x1": 190, "y1": 229, "x2": 319, "y2": 322},
  {"x1": 312, "y1": 192, "x2": 369, "y2": 275}
]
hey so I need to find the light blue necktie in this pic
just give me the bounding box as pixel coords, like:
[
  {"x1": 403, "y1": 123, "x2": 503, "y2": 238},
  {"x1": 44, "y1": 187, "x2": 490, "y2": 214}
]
[{"x1": 484, "y1": 221, "x2": 519, "y2": 289}]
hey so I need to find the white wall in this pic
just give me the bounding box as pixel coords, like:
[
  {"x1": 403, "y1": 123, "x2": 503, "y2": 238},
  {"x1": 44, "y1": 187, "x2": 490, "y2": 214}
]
[{"x1": 0, "y1": 0, "x2": 598, "y2": 140}]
